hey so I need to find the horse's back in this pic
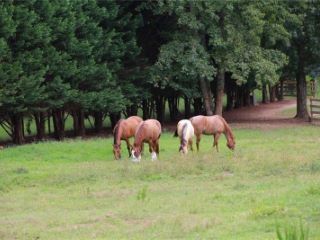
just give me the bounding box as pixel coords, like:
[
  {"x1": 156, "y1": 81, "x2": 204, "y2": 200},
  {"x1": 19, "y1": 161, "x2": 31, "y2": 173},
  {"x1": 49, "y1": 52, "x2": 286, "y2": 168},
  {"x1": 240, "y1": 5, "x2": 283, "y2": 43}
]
[
  {"x1": 190, "y1": 115, "x2": 206, "y2": 134},
  {"x1": 177, "y1": 119, "x2": 194, "y2": 137},
  {"x1": 117, "y1": 116, "x2": 143, "y2": 138},
  {"x1": 144, "y1": 119, "x2": 161, "y2": 133},
  {"x1": 205, "y1": 115, "x2": 225, "y2": 133},
  {"x1": 137, "y1": 119, "x2": 161, "y2": 139},
  {"x1": 127, "y1": 116, "x2": 143, "y2": 124}
]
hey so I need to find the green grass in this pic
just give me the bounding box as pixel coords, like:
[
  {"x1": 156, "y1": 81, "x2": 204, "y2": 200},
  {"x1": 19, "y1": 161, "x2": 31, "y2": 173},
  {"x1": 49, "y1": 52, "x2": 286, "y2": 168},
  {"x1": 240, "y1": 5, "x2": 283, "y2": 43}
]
[{"x1": 1, "y1": 126, "x2": 320, "y2": 239}]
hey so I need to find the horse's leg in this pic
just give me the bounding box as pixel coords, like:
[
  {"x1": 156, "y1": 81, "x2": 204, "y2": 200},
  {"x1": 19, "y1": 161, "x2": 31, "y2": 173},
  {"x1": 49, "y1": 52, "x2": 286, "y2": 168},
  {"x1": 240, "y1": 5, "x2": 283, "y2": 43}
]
[
  {"x1": 141, "y1": 143, "x2": 145, "y2": 156},
  {"x1": 155, "y1": 139, "x2": 159, "y2": 155},
  {"x1": 189, "y1": 139, "x2": 194, "y2": 151},
  {"x1": 196, "y1": 134, "x2": 201, "y2": 151},
  {"x1": 125, "y1": 138, "x2": 131, "y2": 157},
  {"x1": 214, "y1": 133, "x2": 221, "y2": 152},
  {"x1": 148, "y1": 141, "x2": 153, "y2": 153}
]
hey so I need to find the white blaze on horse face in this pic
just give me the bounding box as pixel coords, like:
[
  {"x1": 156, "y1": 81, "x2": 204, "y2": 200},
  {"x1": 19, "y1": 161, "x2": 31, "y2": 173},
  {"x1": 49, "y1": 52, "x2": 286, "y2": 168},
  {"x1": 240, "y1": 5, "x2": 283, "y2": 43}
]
[
  {"x1": 131, "y1": 150, "x2": 141, "y2": 162},
  {"x1": 151, "y1": 151, "x2": 157, "y2": 161}
]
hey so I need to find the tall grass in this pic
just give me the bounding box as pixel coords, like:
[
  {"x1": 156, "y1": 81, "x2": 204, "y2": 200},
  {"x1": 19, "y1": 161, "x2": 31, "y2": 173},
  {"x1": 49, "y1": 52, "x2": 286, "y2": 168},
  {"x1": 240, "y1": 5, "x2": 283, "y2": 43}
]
[{"x1": 276, "y1": 220, "x2": 309, "y2": 240}]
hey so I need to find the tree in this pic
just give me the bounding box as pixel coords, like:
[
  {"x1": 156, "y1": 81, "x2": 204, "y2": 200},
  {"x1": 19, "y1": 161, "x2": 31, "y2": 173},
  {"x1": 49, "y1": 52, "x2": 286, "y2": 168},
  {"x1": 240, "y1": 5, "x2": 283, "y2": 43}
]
[
  {"x1": 0, "y1": 1, "x2": 49, "y2": 144},
  {"x1": 284, "y1": 1, "x2": 320, "y2": 119}
]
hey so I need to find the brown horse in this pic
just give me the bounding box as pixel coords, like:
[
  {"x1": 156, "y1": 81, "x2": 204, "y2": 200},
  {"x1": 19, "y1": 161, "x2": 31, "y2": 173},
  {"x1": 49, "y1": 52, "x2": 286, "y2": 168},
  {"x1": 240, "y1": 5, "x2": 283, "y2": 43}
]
[
  {"x1": 132, "y1": 119, "x2": 162, "y2": 161},
  {"x1": 190, "y1": 115, "x2": 235, "y2": 152},
  {"x1": 113, "y1": 116, "x2": 143, "y2": 159}
]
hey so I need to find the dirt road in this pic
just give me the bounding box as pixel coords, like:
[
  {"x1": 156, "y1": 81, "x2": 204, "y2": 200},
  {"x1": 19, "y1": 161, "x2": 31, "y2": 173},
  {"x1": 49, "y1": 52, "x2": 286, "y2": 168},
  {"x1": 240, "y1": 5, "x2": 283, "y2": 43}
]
[{"x1": 223, "y1": 99, "x2": 311, "y2": 129}]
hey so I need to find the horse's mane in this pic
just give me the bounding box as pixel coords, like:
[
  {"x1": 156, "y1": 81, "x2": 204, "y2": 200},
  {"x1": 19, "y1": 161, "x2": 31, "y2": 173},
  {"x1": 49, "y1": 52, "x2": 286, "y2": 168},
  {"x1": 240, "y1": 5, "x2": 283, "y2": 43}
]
[
  {"x1": 113, "y1": 119, "x2": 124, "y2": 145},
  {"x1": 218, "y1": 116, "x2": 235, "y2": 143},
  {"x1": 134, "y1": 122, "x2": 145, "y2": 146}
]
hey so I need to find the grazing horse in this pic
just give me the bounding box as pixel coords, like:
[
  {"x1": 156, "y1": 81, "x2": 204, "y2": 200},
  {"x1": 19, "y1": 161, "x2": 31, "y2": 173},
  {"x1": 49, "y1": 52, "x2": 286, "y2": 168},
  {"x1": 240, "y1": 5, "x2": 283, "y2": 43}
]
[
  {"x1": 174, "y1": 119, "x2": 194, "y2": 154},
  {"x1": 190, "y1": 115, "x2": 235, "y2": 152},
  {"x1": 132, "y1": 119, "x2": 161, "y2": 161},
  {"x1": 113, "y1": 116, "x2": 143, "y2": 159}
]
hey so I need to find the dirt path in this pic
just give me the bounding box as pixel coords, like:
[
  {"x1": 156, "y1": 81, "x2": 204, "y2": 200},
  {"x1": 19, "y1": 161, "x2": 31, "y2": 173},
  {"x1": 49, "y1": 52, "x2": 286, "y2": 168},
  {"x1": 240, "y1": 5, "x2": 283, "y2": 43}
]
[{"x1": 223, "y1": 99, "x2": 311, "y2": 129}]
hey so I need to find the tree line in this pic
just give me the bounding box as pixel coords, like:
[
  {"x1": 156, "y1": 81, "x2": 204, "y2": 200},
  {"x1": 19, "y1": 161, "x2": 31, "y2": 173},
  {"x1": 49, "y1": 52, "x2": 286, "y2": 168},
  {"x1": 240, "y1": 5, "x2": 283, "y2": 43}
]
[{"x1": 0, "y1": 0, "x2": 319, "y2": 144}]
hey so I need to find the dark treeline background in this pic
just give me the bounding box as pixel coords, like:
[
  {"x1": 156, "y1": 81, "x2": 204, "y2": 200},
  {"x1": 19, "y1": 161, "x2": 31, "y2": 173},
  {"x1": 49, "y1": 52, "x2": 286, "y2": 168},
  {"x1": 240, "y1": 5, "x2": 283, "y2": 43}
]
[{"x1": 0, "y1": 0, "x2": 319, "y2": 144}]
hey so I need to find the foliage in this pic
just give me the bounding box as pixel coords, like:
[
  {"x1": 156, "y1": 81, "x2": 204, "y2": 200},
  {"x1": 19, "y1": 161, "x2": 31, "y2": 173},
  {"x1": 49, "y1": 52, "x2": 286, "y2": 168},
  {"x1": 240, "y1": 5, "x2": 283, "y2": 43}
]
[{"x1": 0, "y1": 0, "x2": 320, "y2": 142}]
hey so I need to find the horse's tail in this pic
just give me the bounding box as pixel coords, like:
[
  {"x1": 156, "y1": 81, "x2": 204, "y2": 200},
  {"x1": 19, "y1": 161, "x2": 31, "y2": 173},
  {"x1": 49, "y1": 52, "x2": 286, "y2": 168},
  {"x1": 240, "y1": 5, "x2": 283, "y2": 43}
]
[
  {"x1": 113, "y1": 123, "x2": 119, "y2": 145},
  {"x1": 181, "y1": 122, "x2": 188, "y2": 140},
  {"x1": 219, "y1": 116, "x2": 235, "y2": 144},
  {"x1": 113, "y1": 119, "x2": 124, "y2": 145}
]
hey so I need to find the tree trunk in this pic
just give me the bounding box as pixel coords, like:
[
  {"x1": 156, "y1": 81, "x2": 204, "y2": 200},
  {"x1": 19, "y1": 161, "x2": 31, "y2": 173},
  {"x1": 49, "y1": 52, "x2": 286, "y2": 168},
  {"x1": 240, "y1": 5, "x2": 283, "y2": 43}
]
[
  {"x1": 275, "y1": 83, "x2": 281, "y2": 101},
  {"x1": 168, "y1": 96, "x2": 179, "y2": 121},
  {"x1": 142, "y1": 99, "x2": 152, "y2": 120},
  {"x1": 295, "y1": 44, "x2": 309, "y2": 119},
  {"x1": 278, "y1": 80, "x2": 284, "y2": 101},
  {"x1": 52, "y1": 109, "x2": 65, "y2": 140},
  {"x1": 215, "y1": 68, "x2": 225, "y2": 115},
  {"x1": 199, "y1": 78, "x2": 213, "y2": 115},
  {"x1": 78, "y1": 109, "x2": 85, "y2": 137},
  {"x1": 225, "y1": 73, "x2": 235, "y2": 111},
  {"x1": 226, "y1": 93, "x2": 233, "y2": 110},
  {"x1": 155, "y1": 95, "x2": 165, "y2": 123},
  {"x1": 21, "y1": 117, "x2": 25, "y2": 139},
  {"x1": 72, "y1": 110, "x2": 79, "y2": 136},
  {"x1": 193, "y1": 97, "x2": 202, "y2": 115},
  {"x1": 243, "y1": 89, "x2": 251, "y2": 106},
  {"x1": 184, "y1": 97, "x2": 191, "y2": 118},
  {"x1": 126, "y1": 104, "x2": 138, "y2": 116},
  {"x1": 110, "y1": 112, "x2": 121, "y2": 129},
  {"x1": 269, "y1": 85, "x2": 276, "y2": 102},
  {"x1": 262, "y1": 84, "x2": 269, "y2": 103},
  {"x1": 34, "y1": 112, "x2": 46, "y2": 140},
  {"x1": 47, "y1": 110, "x2": 51, "y2": 135},
  {"x1": 11, "y1": 113, "x2": 24, "y2": 144},
  {"x1": 94, "y1": 111, "x2": 103, "y2": 133},
  {"x1": 234, "y1": 86, "x2": 244, "y2": 108}
]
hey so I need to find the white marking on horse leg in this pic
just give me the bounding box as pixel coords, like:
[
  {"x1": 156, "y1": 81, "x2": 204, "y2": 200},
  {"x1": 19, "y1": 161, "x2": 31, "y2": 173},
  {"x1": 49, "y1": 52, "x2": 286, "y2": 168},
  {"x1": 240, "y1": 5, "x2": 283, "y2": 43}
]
[{"x1": 151, "y1": 151, "x2": 157, "y2": 161}]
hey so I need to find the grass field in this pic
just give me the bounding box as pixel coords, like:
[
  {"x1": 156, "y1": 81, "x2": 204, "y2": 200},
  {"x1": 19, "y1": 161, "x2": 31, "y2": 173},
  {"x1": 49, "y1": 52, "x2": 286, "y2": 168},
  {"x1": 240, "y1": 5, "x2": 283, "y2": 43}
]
[{"x1": 1, "y1": 126, "x2": 320, "y2": 239}]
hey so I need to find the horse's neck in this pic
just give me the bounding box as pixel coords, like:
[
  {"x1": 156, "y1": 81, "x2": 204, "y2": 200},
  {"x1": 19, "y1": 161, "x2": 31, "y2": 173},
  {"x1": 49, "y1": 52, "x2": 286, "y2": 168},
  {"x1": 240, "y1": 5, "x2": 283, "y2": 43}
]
[
  {"x1": 224, "y1": 131, "x2": 230, "y2": 142},
  {"x1": 223, "y1": 125, "x2": 233, "y2": 144},
  {"x1": 134, "y1": 127, "x2": 144, "y2": 146}
]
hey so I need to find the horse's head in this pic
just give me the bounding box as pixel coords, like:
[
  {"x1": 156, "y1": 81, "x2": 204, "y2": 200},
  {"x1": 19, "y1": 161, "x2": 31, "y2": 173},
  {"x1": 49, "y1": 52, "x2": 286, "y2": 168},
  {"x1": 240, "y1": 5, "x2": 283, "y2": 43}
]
[
  {"x1": 132, "y1": 143, "x2": 142, "y2": 160},
  {"x1": 179, "y1": 139, "x2": 188, "y2": 154},
  {"x1": 227, "y1": 139, "x2": 235, "y2": 150},
  {"x1": 113, "y1": 144, "x2": 121, "y2": 159}
]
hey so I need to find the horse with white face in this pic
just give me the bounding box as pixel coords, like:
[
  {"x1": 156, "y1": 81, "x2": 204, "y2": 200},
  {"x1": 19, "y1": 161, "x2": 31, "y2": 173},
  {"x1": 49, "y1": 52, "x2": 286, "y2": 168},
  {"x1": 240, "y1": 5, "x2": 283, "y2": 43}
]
[
  {"x1": 174, "y1": 119, "x2": 194, "y2": 154},
  {"x1": 131, "y1": 119, "x2": 162, "y2": 162}
]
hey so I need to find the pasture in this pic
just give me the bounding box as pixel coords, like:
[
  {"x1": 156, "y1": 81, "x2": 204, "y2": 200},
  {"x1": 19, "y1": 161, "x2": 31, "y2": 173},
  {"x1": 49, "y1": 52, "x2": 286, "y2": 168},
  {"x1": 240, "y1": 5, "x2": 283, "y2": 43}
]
[{"x1": 0, "y1": 126, "x2": 320, "y2": 239}]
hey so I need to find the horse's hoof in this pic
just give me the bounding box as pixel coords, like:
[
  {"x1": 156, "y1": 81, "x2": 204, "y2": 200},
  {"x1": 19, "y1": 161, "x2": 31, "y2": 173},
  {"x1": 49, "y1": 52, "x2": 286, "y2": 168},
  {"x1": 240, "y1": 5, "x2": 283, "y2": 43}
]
[{"x1": 131, "y1": 158, "x2": 140, "y2": 163}]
